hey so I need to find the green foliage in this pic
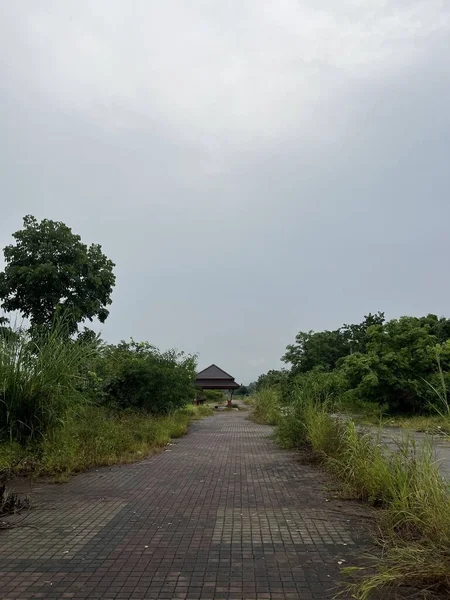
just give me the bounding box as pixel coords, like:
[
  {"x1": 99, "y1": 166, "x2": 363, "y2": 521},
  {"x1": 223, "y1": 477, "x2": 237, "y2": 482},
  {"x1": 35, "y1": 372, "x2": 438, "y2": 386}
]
[
  {"x1": 201, "y1": 389, "x2": 225, "y2": 402},
  {"x1": 286, "y1": 368, "x2": 347, "y2": 403},
  {"x1": 280, "y1": 312, "x2": 450, "y2": 415},
  {"x1": 0, "y1": 404, "x2": 211, "y2": 476},
  {"x1": 103, "y1": 340, "x2": 196, "y2": 414},
  {"x1": 339, "y1": 317, "x2": 450, "y2": 413},
  {"x1": 282, "y1": 313, "x2": 385, "y2": 374},
  {"x1": 234, "y1": 385, "x2": 249, "y2": 396},
  {"x1": 0, "y1": 319, "x2": 97, "y2": 443},
  {"x1": 0, "y1": 321, "x2": 197, "y2": 447},
  {"x1": 250, "y1": 388, "x2": 281, "y2": 426},
  {"x1": 0, "y1": 215, "x2": 115, "y2": 333},
  {"x1": 255, "y1": 369, "x2": 288, "y2": 391},
  {"x1": 283, "y1": 329, "x2": 350, "y2": 373}
]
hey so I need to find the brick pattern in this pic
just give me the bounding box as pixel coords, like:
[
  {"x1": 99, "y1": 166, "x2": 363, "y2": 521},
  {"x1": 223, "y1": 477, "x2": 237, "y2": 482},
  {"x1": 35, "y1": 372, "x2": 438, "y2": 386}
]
[{"x1": 0, "y1": 411, "x2": 371, "y2": 599}]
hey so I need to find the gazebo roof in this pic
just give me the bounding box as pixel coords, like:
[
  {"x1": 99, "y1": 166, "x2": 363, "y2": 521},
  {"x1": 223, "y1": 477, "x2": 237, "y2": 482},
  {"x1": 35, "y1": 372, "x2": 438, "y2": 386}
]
[
  {"x1": 196, "y1": 364, "x2": 235, "y2": 380},
  {"x1": 195, "y1": 364, "x2": 240, "y2": 390}
]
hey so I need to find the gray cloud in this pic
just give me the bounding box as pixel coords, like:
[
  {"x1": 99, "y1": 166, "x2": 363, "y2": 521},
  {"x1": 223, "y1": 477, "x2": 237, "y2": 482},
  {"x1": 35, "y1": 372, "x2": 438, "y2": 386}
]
[{"x1": 1, "y1": 1, "x2": 450, "y2": 382}]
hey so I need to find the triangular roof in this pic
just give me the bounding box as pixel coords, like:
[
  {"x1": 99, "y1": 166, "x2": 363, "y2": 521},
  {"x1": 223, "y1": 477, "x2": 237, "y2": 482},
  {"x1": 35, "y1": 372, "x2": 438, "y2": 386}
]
[{"x1": 196, "y1": 364, "x2": 235, "y2": 380}]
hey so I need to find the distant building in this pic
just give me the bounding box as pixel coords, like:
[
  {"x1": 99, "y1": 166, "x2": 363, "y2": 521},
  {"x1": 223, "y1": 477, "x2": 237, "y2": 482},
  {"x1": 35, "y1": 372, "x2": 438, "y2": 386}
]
[{"x1": 195, "y1": 364, "x2": 240, "y2": 407}]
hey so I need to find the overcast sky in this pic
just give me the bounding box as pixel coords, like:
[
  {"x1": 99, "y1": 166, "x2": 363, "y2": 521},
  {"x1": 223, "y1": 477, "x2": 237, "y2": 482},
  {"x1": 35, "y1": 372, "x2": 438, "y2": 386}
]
[{"x1": 1, "y1": 1, "x2": 450, "y2": 383}]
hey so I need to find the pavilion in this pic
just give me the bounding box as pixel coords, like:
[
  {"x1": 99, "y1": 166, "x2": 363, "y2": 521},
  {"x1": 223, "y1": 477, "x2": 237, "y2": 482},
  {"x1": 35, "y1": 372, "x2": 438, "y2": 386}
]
[{"x1": 195, "y1": 364, "x2": 240, "y2": 408}]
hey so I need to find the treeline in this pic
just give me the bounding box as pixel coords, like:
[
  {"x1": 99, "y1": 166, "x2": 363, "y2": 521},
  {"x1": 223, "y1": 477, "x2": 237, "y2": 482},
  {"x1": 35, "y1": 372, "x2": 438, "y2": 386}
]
[{"x1": 256, "y1": 312, "x2": 450, "y2": 414}]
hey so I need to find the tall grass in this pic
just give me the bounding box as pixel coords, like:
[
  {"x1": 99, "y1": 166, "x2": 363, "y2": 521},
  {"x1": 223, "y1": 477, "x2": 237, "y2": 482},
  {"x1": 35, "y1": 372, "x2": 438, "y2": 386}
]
[
  {"x1": 250, "y1": 388, "x2": 281, "y2": 425},
  {"x1": 425, "y1": 351, "x2": 450, "y2": 418},
  {"x1": 252, "y1": 387, "x2": 450, "y2": 598},
  {"x1": 0, "y1": 404, "x2": 213, "y2": 476},
  {"x1": 0, "y1": 321, "x2": 96, "y2": 442}
]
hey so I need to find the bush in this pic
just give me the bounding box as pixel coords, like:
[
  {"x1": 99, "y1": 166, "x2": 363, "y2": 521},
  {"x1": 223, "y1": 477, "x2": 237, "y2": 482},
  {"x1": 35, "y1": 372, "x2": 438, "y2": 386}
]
[
  {"x1": 201, "y1": 389, "x2": 225, "y2": 402},
  {"x1": 103, "y1": 341, "x2": 196, "y2": 414},
  {"x1": 338, "y1": 320, "x2": 450, "y2": 414}
]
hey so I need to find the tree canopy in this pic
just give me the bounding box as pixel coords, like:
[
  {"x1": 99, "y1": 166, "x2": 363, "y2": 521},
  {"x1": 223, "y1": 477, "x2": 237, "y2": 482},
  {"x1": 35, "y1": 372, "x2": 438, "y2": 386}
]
[
  {"x1": 277, "y1": 312, "x2": 450, "y2": 414},
  {"x1": 0, "y1": 215, "x2": 115, "y2": 333},
  {"x1": 282, "y1": 313, "x2": 385, "y2": 374}
]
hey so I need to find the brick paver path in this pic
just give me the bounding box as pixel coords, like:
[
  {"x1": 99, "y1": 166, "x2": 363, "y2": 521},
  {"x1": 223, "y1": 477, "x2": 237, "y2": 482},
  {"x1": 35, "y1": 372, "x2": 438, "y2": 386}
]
[{"x1": 0, "y1": 411, "x2": 371, "y2": 599}]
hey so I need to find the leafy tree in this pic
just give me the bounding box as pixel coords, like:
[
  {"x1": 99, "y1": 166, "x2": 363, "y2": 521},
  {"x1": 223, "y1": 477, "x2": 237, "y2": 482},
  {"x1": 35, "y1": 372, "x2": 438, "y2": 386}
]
[
  {"x1": 340, "y1": 316, "x2": 450, "y2": 413},
  {"x1": 283, "y1": 313, "x2": 386, "y2": 374},
  {"x1": 341, "y1": 312, "x2": 385, "y2": 354},
  {"x1": 283, "y1": 329, "x2": 349, "y2": 373},
  {"x1": 255, "y1": 369, "x2": 288, "y2": 391},
  {"x1": 417, "y1": 314, "x2": 450, "y2": 343},
  {"x1": 0, "y1": 215, "x2": 115, "y2": 333},
  {"x1": 281, "y1": 312, "x2": 450, "y2": 413}
]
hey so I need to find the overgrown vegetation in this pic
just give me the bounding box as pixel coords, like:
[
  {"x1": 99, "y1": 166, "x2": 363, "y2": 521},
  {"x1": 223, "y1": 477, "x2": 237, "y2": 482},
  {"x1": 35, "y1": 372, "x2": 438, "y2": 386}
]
[
  {"x1": 252, "y1": 312, "x2": 450, "y2": 421},
  {"x1": 249, "y1": 388, "x2": 281, "y2": 425},
  {"x1": 0, "y1": 405, "x2": 212, "y2": 477},
  {"x1": 0, "y1": 322, "x2": 204, "y2": 477},
  {"x1": 249, "y1": 312, "x2": 450, "y2": 598},
  {"x1": 0, "y1": 216, "x2": 209, "y2": 482},
  {"x1": 251, "y1": 380, "x2": 450, "y2": 598},
  {"x1": 0, "y1": 320, "x2": 96, "y2": 442},
  {"x1": 198, "y1": 389, "x2": 226, "y2": 403}
]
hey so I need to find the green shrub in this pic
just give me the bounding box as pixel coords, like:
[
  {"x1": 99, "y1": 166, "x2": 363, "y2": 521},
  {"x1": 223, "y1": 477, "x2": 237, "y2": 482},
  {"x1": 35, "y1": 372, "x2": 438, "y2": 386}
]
[
  {"x1": 201, "y1": 389, "x2": 225, "y2": 402},
  {"x1": 281, "y1": 313, "x2": 450, "y2": 416},
  {"x1": 103, "y1": 341, "x2": 196, "y2": 414},
  {"x1": 276, "y1": 388, "x2": 342, "y2": 455}
]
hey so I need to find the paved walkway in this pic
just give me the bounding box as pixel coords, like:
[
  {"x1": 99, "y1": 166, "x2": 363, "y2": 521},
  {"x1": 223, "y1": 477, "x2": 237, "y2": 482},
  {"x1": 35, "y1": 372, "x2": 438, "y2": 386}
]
[{"x1": 0, "y1": 411, "x2": 371, "y2": 600}]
